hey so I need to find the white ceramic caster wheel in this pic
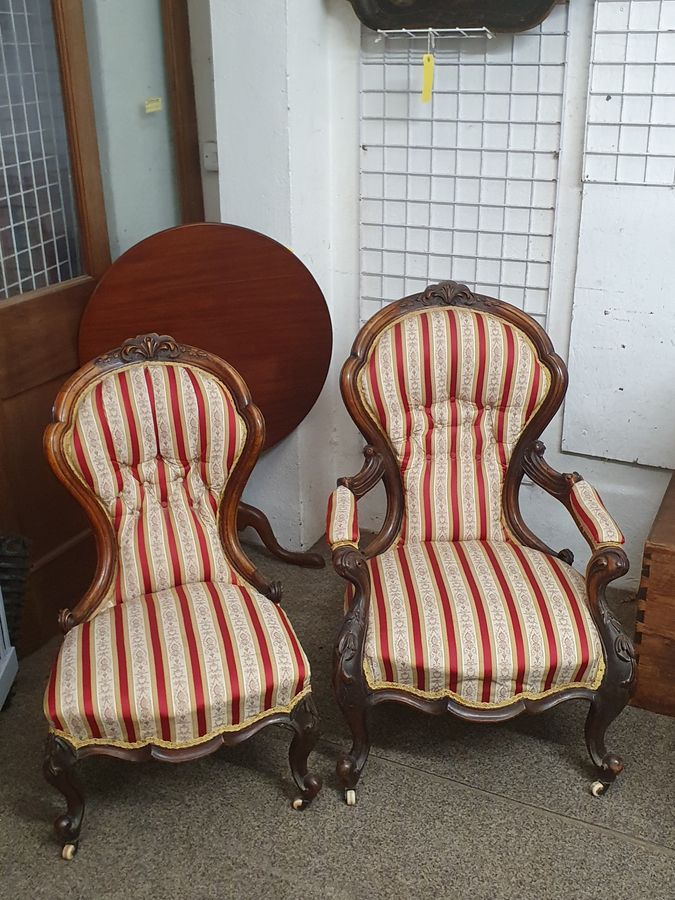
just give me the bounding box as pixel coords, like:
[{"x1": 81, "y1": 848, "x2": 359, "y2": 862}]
[
  {"x1": 345, "y1": 789, "x2": 357, "y2": 807},
  {"x1": 62, "y1": 843, "x2": 77, "y2": 860},
  {"x1": 292, "y1": 797, "x2": 306, "y2": 810},
  {"x1": 590, "y1": 780, "x2": 606, "y2": 797}
]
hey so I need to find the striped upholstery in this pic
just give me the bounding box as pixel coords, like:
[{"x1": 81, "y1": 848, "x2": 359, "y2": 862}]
[
  {"x1": 68, "y1": 362, "x2": 247, "y2": 607},
  {"x1": 45, "y1": 581, "x2": 310, "y2": 748},
  {"x1": 46, "y1": 359, "x2": 314, "y2": 749},
  {"x1": 361, "y1": 541, "x2": 604, "y2": 706},
  {"x1": 358, "y1": 307, "x2": 550, "y2": 543},
  {"x1": 570, "y1": 480, "x2": 624, "y2": 547},
  {"x1": 326, "y1": 486, "x2": 359, "y2": 548}
]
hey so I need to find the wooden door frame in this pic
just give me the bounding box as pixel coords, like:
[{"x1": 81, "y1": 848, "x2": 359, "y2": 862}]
[
  {"x1": 0, "y1": 0, "x2": 110, "y2": 654},
  {"x1": 161, "y1": 0, "x2": 205, "y2": 224},
  {"x1": 52, "y1": 0, "x2": 110, "y2": 277},
  {"x1": 0, "y1": 0, "x2": 205, "y2": 653},
  {"x1": 0, "y1": 0, "x2": 111, "y2": 404}
]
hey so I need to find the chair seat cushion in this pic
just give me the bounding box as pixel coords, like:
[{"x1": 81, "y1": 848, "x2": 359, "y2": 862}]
[
  {"x1": 361, "y1": 541, "x2": 604, "y2": 707},
  {"x1": 44, "y1": 581, "x2": 311, "y2": 749}
]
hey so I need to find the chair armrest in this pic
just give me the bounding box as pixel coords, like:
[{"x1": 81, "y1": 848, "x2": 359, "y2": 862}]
[
  {"x1": 523, "y1": 441, "x2": 625, "y2": 552},
  {"x1": 326, "y1": 485, "x2": 360, "y2": 550},
  {"x1": 326, "y1": 445, "x2": 386, "y2": 552},
  {"x1": 569, "y1": 480, "x2": 625, "y2": 548}
]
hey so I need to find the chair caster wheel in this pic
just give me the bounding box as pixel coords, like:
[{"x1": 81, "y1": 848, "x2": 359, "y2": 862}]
[
  {"x1": 292, "y1": 797, "x2": 307, "y2": 810},
  {"x1": 61, "y1": 843, "x2": 77, "y2": 860},
  {"x1": 345, "y1": 789, "x2": 357, "y2": 807},
  {"x1": 590, "y1": 780, "x2": 606, "y2": 798}
]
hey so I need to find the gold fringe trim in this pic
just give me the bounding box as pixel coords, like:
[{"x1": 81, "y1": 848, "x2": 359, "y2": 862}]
[
  {"x1": 49, "y1": 685, "x2": 312, "y2": 751},
  {"x1": 329, "y1": 539, "x2": 360, "y2": 550},
  {"x1": 363, "y1": 657, "x2": 605, "y2": 710},
  {"x1": 586, "y1": 540, "x2": 625, "y2": 551}
]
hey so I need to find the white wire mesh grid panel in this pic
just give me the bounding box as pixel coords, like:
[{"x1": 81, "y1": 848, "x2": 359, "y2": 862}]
[
  {"x1": 0, "y1": 0, "x2": 81, "y2": 299},
  {"x1": 585, "y1": 0, "x2": 675, "y2": 186},
  {"x1": 359, "y1": 3, "x2": 568, "y2": 328}
]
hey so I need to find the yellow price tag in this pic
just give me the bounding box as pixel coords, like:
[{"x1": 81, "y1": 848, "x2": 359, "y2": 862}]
[
  {"x1": 421, "y1": 53, "x2": 435, "y2": 103},
  {"x1": 144, "y1": 97, "x2": 163, "y2": 114}
]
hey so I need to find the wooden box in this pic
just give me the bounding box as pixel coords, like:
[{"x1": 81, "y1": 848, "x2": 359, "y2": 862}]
[{"x1": 633, "y1": 472, "x2": 675, "y2": 717}]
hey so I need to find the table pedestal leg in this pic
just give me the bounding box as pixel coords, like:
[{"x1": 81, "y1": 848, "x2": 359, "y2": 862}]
[{"x1": 237, "y1": 502, "x2": 325, "y2": 569}]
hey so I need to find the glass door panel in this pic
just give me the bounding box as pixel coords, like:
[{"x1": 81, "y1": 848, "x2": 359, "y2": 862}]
[{"x1": 0, "y1": 0, "x2": 81, "y2": 298}]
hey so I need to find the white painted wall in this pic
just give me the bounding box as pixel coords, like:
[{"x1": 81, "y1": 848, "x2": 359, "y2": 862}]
[
  {"x1": 514, "y1": 0, "x2": 671, "y2": 589},
  {"x1": 203, "y1": 0, "x2": 670, "y2": 588},
  {"x1": 208, "y1": 0, "x2": 362, "y2": 550},
  {"x1": 83, "y1": 0, "x2": 180, "y2": 258}
]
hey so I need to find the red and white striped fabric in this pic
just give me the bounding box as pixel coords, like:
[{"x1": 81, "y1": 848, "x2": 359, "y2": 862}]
[
  {"x1": 570, "y1": 480, "x2": 624, "y2": 547},
  {"x1": 361, "y1": 541, "x2": 604, "y2": 706},
  {"x1": 45, "y1": 360, "x2": 314, "y2": 748},
  {"x1": 358, "y1": 307, "x2": 550, "y2": 544},
  {"x1": 45, "y1": 581, "x2": 310, "y2": 748},
  {"x1": 326, "y1": 486, "x2": 359, "y2": 548},
  {"x1": 68, "y1": 362, "x2": 247, "y2": 607}
]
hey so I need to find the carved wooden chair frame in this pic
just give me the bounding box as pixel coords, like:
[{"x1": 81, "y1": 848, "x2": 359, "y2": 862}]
[
  {"x1": 43, "y1": 334, "x2": 321, "y2": 859},
  {"x1": 330, "y1": 282, "x2": 635, "y2": 804}
]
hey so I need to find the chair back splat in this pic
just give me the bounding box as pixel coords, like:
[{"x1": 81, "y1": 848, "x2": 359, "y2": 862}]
[
  {"x1": 46, "y1": 333, "x2": 265, "y2": 626},
  {"x1": 342, "y1": 281, "x2": 568, "y2": 552}
]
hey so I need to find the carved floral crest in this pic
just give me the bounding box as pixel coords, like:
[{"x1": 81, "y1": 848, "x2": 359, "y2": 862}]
[
  {"x1": 399, "y1": 280, "x2": 496, "y2": 312},
  {"x1": 95, "y1": 333, "x2": 207, "y2": 368}
]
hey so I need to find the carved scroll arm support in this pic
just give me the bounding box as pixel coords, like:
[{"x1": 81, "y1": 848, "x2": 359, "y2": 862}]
[
  {"x1": 506, "y1": 440, "x2": 580, "y2": 564},
  {"x1": 332, "y1": 545, "x2": 372, "y2": 700},
  {"x1": 338, "y1": 445, "x2": 385, "y2": 499},
  {"x1": 586, "y1": 546, "x2": 635, "y2": 693},
  {"x1": 522, "y1": 440, "x2": 580, "y2": 502},
  {"x1": 520, "y1": 440, "x2": 626, "y2": 564}
]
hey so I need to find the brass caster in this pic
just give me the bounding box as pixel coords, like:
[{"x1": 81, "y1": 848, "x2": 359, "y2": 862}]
[
  {"x1": 345, "y1": 789, "x2": 357, "y2": 807},
  {"x1": 590, "y1": 780, "x2": 606, "y2": 798},
  {"x1": 61, "y1": 843, "x2": 77, "y2": 860},
  {"x1": 292, "y1": 797, "x2": 306, "y2": 811}
]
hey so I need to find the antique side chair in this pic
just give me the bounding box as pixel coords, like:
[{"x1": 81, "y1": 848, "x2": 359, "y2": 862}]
[
  {"x1": 43, "y1": 334, "x2": 321, "y2": 859},
  {"x1": 327, "y1": 282, "x2": 634, "y2": 806}
]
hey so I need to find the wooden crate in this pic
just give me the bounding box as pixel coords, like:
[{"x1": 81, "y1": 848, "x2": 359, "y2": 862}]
[{"x1": 633, "y1": 472, "x2": 675, "y2": 717}]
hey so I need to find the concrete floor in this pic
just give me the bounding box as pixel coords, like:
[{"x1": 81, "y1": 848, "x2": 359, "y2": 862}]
[{"x1": 1, "y1": 540, "x2": 674, "y2": 899}]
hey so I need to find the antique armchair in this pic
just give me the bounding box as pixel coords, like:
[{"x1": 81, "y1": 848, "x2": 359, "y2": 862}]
[
  {"x1": 43, "y1": 334, "x2": 321, "y2": 859},
  {"x1": 327, "y1": 282, "x2": 634, "y2": 806}
]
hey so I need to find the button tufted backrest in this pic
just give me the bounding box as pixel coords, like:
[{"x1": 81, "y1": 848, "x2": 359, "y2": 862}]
[
  {"x1": 358, "y1": 306, "x2": 551, "y2": 543},
  {"x1": 66, "y1": 361, "x2": 247, "y2": 606}
]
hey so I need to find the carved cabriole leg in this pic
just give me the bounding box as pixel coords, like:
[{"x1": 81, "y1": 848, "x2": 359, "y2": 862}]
[
  {"x1": 334, "y1": 687, "x2": 370, "y2": 802},
  {"x1": 288, "y1": 694, "x2": 322, "y2": 809},
  {"x1": 584, "y1": 548, "x2": 636, "y2": 796},
  {"x1": 332, "y1": 546, "x2": 372, "y2": 805},
  {"x1": 237, "y1": 501, "x2": 325, "y2": 569},
  {"x1": 43, "y1": 734, "x2": 85, "y2": 859}
]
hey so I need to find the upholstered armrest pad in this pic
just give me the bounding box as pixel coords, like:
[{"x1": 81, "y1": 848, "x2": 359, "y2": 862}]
[
  {"x1": 326, "y1": 486, "x2": 360, "y2": 548},
  {"x1": 569, "y1": 479, "x2": 625, "y2": 547}
]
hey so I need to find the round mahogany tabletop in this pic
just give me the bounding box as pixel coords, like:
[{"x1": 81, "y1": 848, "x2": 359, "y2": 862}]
[{"x1": 78, "y1": 223, "x2": 333, "y2": 449}]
